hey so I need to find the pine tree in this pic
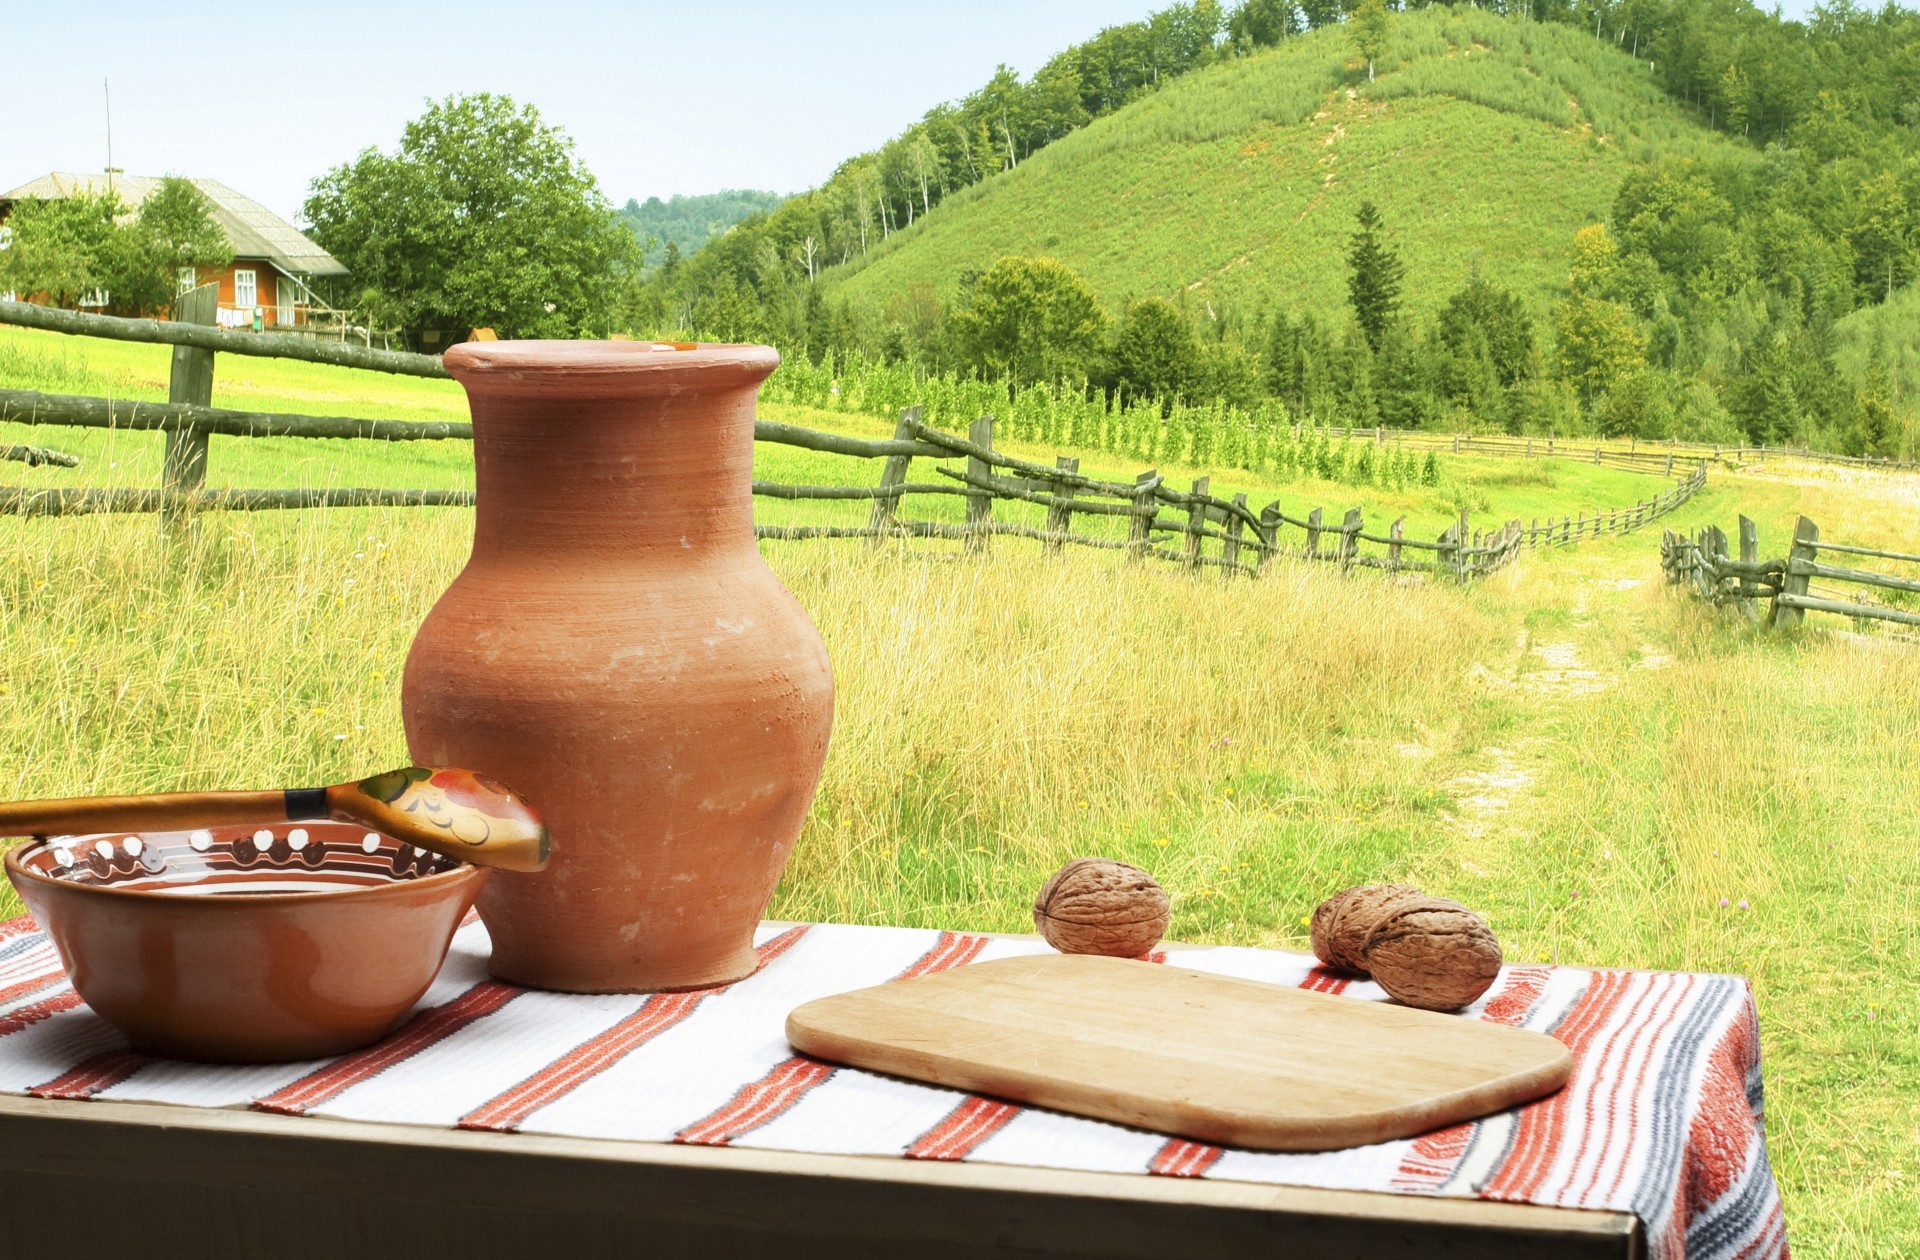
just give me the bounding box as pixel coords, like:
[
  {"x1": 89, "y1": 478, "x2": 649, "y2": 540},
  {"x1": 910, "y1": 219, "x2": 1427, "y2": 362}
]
[{"x1": 1346, "y1": 201, "x2": 1405, "y2": 352}]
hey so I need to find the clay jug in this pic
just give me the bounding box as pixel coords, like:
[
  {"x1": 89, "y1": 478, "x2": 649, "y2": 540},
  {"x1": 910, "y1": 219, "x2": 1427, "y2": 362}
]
[{"x1": 402, "y1": 341, "x2": 834, "y2": 992}]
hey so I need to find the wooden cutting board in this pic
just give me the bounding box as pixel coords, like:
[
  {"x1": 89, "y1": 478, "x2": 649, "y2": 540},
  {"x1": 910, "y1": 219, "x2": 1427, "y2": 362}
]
[{"x1": 786, "y1": 953, "x2": 1571, "y2": 1152}]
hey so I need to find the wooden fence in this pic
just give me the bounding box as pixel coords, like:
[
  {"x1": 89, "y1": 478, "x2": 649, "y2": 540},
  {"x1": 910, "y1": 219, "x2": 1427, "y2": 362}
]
[
  {"x1": 0, "y1": 296, "x2": 1704, "y2": 580},
  {"x1": 1659, "y1": 516, "x2": 1920, "y2": 631}
]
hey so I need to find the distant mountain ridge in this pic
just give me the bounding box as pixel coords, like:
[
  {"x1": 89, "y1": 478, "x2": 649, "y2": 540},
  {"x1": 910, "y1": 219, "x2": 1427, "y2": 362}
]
[{"x1": 619, "y1": 189, "x2": 786, "y2": 267}]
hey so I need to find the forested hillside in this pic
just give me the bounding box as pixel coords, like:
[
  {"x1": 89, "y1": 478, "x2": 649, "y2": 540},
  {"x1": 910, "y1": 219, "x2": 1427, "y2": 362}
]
[
  {"x1": 624, "y1": 0, "x2": 1920, "y2": 458},
  {"x1": 618, "y1": 190, "x2": 786, "y2": 269},
  {"x1": 832, "y1": 10, "x2": 1742, "y2": 318}
]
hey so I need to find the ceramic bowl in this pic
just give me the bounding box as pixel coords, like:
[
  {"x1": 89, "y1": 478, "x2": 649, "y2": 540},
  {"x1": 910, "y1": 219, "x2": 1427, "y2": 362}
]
[{"x1": 4, "y1": 821, "x2": 488, "y2": 1062}]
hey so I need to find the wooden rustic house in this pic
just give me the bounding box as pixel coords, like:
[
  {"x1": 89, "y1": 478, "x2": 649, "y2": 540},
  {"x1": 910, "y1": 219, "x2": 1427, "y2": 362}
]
[{"x1": 0, "y1": 171, "x2": 347, "y2": 328}]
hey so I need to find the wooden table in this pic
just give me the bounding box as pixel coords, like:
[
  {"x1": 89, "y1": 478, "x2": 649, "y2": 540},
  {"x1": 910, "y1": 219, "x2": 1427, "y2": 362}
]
[{"x1": 0, "y1": 1091, "x2": 1641, "y2": 1258}]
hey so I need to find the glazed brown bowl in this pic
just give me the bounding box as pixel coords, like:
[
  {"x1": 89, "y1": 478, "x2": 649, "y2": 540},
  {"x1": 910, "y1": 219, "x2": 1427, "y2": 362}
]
[{"x1": 4, "y1": 821, "x2": 488, "y2": 1062}]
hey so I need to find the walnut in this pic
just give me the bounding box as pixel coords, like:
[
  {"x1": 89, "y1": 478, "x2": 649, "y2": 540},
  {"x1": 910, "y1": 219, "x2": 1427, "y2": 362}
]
[
  {"x1": 1361, "y1": 899, "x2": 1503, "y2": 1011},
  {"x1": 1034, "y1": 858, "x2": 1170, "y2": 958},
  {"x1": 1310, "y1": 884, "x2": 1425, "y2": 975}
]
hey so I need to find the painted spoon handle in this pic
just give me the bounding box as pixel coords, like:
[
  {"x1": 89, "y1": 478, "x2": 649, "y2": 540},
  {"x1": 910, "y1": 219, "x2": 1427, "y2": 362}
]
[
  {"x1": 0, "y1": 768, "x2": 548, "y2": 873},
  {"x1": 0, "y1": 791, "x2": 290, "y2": 838}
]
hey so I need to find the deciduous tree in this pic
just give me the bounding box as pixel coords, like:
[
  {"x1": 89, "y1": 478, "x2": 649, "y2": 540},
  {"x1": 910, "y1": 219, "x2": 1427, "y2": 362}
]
[
  {"x1": 303, "y1": 93, "x2": 641, "y2": 343},
  {"x1": 946, "y1": 256, "x2": 1109, "y2": 385}
]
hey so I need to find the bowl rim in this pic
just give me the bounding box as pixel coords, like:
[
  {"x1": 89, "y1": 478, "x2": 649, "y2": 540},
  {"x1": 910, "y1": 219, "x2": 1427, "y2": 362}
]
[{"x1": 3, "y1": 832, "x2": 487, "y2": 908}]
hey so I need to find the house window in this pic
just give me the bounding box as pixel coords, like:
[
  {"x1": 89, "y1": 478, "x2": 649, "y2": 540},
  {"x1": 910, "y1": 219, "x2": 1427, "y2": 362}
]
[
  {"x1": 178, "y1": 267, "x2": 197, "y2": 294},
  {"x1": 80, "y1": 289, "x2": 110, "y2": 308},
  {"x1": 234, "y1": 269, "x2": 257, "y2": 309}
]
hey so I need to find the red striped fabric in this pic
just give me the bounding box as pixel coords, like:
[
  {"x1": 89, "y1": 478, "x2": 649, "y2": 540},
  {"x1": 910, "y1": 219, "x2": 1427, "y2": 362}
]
[
  {"x1": 1589, "y1": 974, "x2": 1697, "y2": 1205},
  {"x1": 675, "y1": 931, "x2": 991, "y2": 1150},
  {"x1": 1299, "y1": 965, "x2": 1352, "y2": 995},
  {"x1": 675, "y1": 1056, "x2": 835, "y2": 1146},
  {"x1": 29, "y1": 1048, "x2": 148, "y2": 1100},
  {"x1": 905, "y1": 1096, "x2": 1021, "y2": 1161},
  {"x1": 0, "y1": 990, "x2": 82, "y2": 1038},
  {"x1": 0, "y1": 914, "x2": 37, "y2": 942},
  {"x1": 254, "y1": 981, "x2": 521, "y2": 1116},
  {"x1": 1390, "y1": 966, "x2": 1558, "y2": 1191},
  {"x1": 456, "y1": 925, "x2": 813, "y2": 1133},
  {"x1": 458, "y1": 992, "x2": 702, "y2": 1132},
  {"x1": 1150, "y1": 1138, "x2": 1225, "y2": 1177},
  {"x1": 1482, "y1": 970, "x2": 1635, "y2": 1202},
  {"x1": 0, "y1": 952, "x2": 63, "y2": 1008}
]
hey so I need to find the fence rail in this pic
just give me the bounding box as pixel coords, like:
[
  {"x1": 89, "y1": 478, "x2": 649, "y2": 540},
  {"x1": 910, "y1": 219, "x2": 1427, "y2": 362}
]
[{"x1": 1660, "y1": 516, "x2": 1920, "y2": 630}]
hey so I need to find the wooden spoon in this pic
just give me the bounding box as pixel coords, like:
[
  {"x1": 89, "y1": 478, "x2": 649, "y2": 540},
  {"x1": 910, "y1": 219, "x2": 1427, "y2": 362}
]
[{"x1": 0, "y1": 767, "x2": 548, "y2": 873}]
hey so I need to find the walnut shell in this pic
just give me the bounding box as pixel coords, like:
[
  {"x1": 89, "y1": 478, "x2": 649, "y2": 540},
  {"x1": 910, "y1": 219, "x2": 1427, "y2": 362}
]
[
  {"x1": 1361, "y1": 899, "x2": 1503, "y2": 1011},
  {"x1": 1309, "y1": 884, "x2": 1425, "y2": 975},
  {"x1": 1033, "y1": 857, "x2": 1170, "y2": 958}
]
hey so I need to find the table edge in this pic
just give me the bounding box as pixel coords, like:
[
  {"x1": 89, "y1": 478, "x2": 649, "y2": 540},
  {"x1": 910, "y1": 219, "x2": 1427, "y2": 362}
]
[{"x1": 0, "y1": 1091, "x2": 1640, "y2": 1248}]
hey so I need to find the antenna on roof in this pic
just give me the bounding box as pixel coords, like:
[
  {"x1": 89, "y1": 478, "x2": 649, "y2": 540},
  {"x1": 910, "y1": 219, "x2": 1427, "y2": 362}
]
[{"x1": 104, "y1": 79, "x2": 117, "y2": 189}]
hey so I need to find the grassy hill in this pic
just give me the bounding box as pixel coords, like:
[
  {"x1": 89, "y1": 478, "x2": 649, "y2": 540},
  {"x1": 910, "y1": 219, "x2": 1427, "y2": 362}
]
[{"x1": 829, "y1": 8, "x2": 1747, "y2": 322}]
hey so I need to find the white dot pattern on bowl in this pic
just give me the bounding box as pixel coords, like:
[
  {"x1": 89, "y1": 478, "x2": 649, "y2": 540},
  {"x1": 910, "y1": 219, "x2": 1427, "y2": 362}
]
[
  {"x1": 362, "y1": 834, "x2": 380, "y2": 853},
  {"x1": 123, "y1": 838, "x2": 144, "y2": 857},
  {"x1": 288, "y1": 828, "x2": 309, "y2": 851},
  {"x1": 189, "y1": 830, "x2": 213, "y2": 852},
  {"x1": 93, "y1": 840, "x2": 115, "y2": 860},
  {"x1": 252, "y1": 830, "x2": 274, "y2": 852}
]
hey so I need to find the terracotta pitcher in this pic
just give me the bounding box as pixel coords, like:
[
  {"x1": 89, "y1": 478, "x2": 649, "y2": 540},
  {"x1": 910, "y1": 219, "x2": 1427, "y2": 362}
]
[{"x1": 403, "y1": 341, "x2": 834, "y2": 992}]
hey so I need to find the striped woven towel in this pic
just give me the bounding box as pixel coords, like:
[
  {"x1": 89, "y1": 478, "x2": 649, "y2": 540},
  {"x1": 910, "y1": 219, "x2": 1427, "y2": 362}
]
[{"x1": 0, "y1": 914, "x2": 1785, "y2": 1259}]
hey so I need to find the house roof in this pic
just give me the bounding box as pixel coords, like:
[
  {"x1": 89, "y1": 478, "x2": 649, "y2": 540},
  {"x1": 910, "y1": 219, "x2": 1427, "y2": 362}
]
[{"x1": 0, "y1": 172, "x2": 348, "y2": 277}]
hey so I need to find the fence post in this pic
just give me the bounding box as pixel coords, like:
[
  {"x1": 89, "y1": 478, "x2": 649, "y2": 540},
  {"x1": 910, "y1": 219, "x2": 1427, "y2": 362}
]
[
  {"x1": 1305, "y1": 507, "x2": 1324, "y2": 561},
  {"x1": 1339, "y1": 507, "x2": 1362, "y2": 571},
  {"x1": 866, "y1": 405, "x2": 923, "y2": 542},
  {"x1": 1736, "y1": 514, "x2": 1760, "y2": 619},
  {"x1": 161, "y1": 283, "x2": 219, "y2": 528},
  {"x1": 1665, "y1": 451, "x2": 1675, "y2": 475},
  {"x1": 1770, "y1": 516, "x2": 1819, "y2": 628},
  {"x1": 1126, "y1": 470, "x2": 1157, "y2": 562},
  {"x1": 1255, "y1": 502, "x2": 1280, "y2": 575},
  {"x1": 1184, "y1": 477, "x2": 1209, "y2": 571},
  {"x1": 1438, "y1": 518, "x2": 1460, "y2": 580},
  {"x1": 1043, "y1": 455, "x2": 1080, "y2": 554},
  {"x1": 1388, "y1": 516, "x2": 1405, "y2": 573},
  {"x1": 1592, "y1": 446, "x2": 1601, "y2": 466},
  {"x1": 1223, "y1": 492, "x2": 1247, "y2": 574},
  {"x1": 965, "y1": 414, "x2": 994, "y2": 554}
]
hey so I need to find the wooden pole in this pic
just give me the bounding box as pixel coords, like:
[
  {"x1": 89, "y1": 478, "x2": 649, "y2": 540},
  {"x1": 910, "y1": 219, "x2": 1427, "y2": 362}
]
[
  {"x1": 1223, "y1": 492, "x2": 1247, "y2": 574},
  {"x1": 161, "y1": 283, "x2": 218, "y2": 529},
  {"x1": 1339, "y1": 507, "x2": 1362, "y2": 571},
  {"x1": 1388, "y1": 517, "x2": 1405, "y2": 573},
  {"x1": 1770, "y1": 516, "x2": 1819, "y2": 628},
  {"x1": 1255, "y1": 502, "x2": 1280, "y2": 575},
  {"x1": 1044, "y1": 456, "x2": 1080, "y2": 554},
  {"x1": 1737, "y1": 515, "x2": 1760, "y2": 619},
  {"x1": 1184, "y1": 477, "x2": 1209, "y2": 571},
  {"x1": 1126, "y1": 470, "x2": 1156, "y2": 562},
  {"x1": 965, "y1": 414, "x2": 994, "y2": 554},
  {"x1": 1305, "y1": 507, "x2": 1323, "y2": 560},
  {"x1": 866, "y1": 406, "x2": 923, "y2": 542}
]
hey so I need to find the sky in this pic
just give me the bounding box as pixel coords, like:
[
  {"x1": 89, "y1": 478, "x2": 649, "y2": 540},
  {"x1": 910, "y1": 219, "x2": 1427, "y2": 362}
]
[
  {"x1": 6, "y1": 0, "x2": 1829, "y2": 224},
  {"x1": 4, "y1": 1, "x2": 1165, "y2": 222}
]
